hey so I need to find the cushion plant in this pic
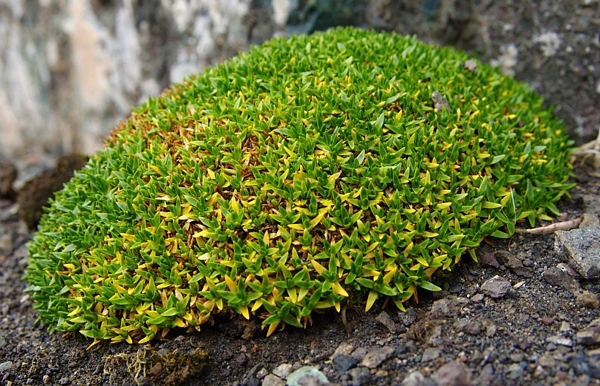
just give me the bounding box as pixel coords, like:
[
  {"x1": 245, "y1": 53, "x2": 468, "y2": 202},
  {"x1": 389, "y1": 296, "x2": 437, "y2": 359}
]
[{"x1": 25, "y1": 27, "x2": 575, "y2": 344}]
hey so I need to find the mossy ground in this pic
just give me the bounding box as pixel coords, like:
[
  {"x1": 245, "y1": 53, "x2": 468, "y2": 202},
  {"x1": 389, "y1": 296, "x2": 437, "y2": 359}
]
[{"x1": 25, "y1": 27, "x2": 574, "y2": 344}]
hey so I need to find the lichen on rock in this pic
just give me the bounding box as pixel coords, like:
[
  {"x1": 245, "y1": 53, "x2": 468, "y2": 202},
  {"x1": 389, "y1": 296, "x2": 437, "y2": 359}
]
[{"x1": 25, "y1": 27, "x2": 574, "y2": 343}]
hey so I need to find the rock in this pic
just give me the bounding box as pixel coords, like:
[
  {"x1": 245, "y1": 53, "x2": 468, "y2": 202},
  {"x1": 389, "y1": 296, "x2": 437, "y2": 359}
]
[
  {"x1": 0, "y1": 160, "x2": 17, "y2": 198},
  {"x1": 256, "y1": 368, "x2": 269, "y2": 380},
  {"x1": 0, "y1": 333, "x2": 6, "y2": 349},
  {"x1": 421, "y1": 348, "x2": 441, "y2": 363},
  {"x1": 399, "y1": 308, "x2": 417, "y2": 326},
  {"x1": 272, "y1": 363, "x2": 293, "y2": 378},
  {"x1": 538, "y1": 355, "x2": 556, "y2": 367},
  {"x1": 546, "y1": 335, "x2": 573, "y2": 347},
  {"x1": 576, "y1": 318, "x2": 600, "y2": 346},
  {"x1": 350, "y1": 347, "x2": 368, "y2": 362},
  {"x1": 333, "y1": 342, "x2": 354, "y2": 357},
  {"x1": 480, "y1": 251, "x2": 500, "y2": 268},
  {"x1": 361, "y1": 346, "x2": 395, "y2": 368},
  {"x1": 480, "y1": 275, "x2": 511, "y2": 298},
  {"x1": 454, "y1": 318, "x2": 482, "y2": 335},
  {"x1": 495, "y1": 251, "x2": 532, "y2": 277},
  {"x1": 432, "y1": 361, "x2": 471, "y2": 386},
  {"x1": 402, "y1": 371, "x2": 436, "y2": 386},
  {"x1": 376, "y1": 310, "x2": 401, "y2": 333},
  {"x1": 17, "y1": 154, "x2": 89, "y2": 229},
  {"x1": 431, "y1": 298, "x2": 462, "y2": 318},
  {"x1": 262, "y1": 374, "x2": 286, "y2": 386},
  {"x1": 555, "y1": 227, "x2": 600, "y2": 279},
  {"x1": 0, "y1": 361, "x2": 13, "y2": 373},
  {"x1": 576, "y1": 291, "x2": 600, "y2": 309},
  {"x1": 541, "y1": 267, "x2": 580, "y2": 292},
  {"x1": 286, "y1": 366, "x2": 329, "y2": 386},
  {"x1": 332, "y1": 354, "x2": 358, "y2": 373},
  {"x1": 347, "y1": 367, "x2": 371, "y2": 385}
]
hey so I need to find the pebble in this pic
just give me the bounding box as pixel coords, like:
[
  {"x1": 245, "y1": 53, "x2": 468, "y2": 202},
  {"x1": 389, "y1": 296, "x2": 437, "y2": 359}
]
[
  {"x1": 333, "y1": 342, "x2": 354, "y2": 356},
  {"x1": 347, "y1": 367, "x2": 371, "y2": 385},
  {"x1": 376, "y1": 310, "x2": 401, "y2": 333},
  {"x1": 0, "y1": 333, "x2": 6, "y2": 349},
  {"x1": 361, "y1": 346, "x2": 395, "y2": 368},
  {"x1": 332, "y1": 354, "x2": 358, "y2": 373},
  {"x1": 286, "y1": 366, "x2": 329, "y2": 386},
  {"x1": 401, "y1": 371, "x2": 436, "y2": 386},
  {"x1": 480, "y1": 275, "x2": 511, "y2": 298},
  {"x1": 421, "y1": 348, "x2": 441, "y2": 363},
  {"x1": 539, "y1": 355, "x2": 557, "y2": 367},
  {"x1": 350, "y1": 347, "x2": 368, "y2": 361},
  {"x1": 480, "y1": 251, "x2": 500, "y2": 268},
  {"x1": 454, "y1": 318, "x2": 482, "y2": 335},
  {"x1": 495, "y1": 251, "x2": 532, "y2": 277},
  {"x1": 262, "y1": 374, "x2": 286, "y2": 386},
  {"x1": 398, "y1": 308, "x2": 417, "y2": 326},
  {"x1": 576, "y1": 318, "x2": 600, "y2": 345},
  {"x1": 272, "y1": 363, "x2": 292, "y2": 378},
  {"x1": 546, "y1": 335, "x2": 573, "y2": 347},
  {"x1": 541, "y1": 267, "x2": 580, "y2": 291},
  {"x1": 256, "y1": 367, "x2": 269, "y2": 380},
  {"x1": 576, "y1": 291, "x2": 600, "y2": 309},
  {"x1": 0, "y1": 361, "x2": 13, "y2": 373},
  {"x1": 432, "y1": 361, "x2": 471, "y2": 386}
]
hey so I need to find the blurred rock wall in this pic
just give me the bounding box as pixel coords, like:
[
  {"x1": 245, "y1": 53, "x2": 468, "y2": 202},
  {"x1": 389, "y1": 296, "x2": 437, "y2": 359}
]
[{"x1": 0, "y1": 0, "x2": 598, "y2": 172}]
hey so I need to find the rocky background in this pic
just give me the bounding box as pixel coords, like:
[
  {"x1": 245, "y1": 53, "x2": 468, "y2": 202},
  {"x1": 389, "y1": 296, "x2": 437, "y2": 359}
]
[{"x1": 1, "y1": 0, "x2": 599, "y2": 182}]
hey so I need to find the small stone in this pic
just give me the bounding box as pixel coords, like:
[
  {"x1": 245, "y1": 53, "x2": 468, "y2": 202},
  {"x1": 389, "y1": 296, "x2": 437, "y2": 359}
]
[
  {"x1": 347, "y1": 367, "x2": 372, "y2": 385},
  {"x1": 538, "y1": 355, "x2": 556, "y2": 367},
  {"x1": 555, "y1": 227, "x2": 600, "y2": 279},
  {"x1": 0, "y1": 361, "x2": 13, "y2": 373},
  {"x1": 541, "y1": 317, "x2": 555, "y2": 325},
  {"x1": 505, "y1": 363, "x2": 524, "y2": 380},
  {"x1": 0, "y1": 160, "x2": 17, "y2": 198},
  {"x1": 541, "y1": 267, "x2": 580, "y2": 292},
  {"x1": 399, "y1": 308, "x2": 417, "y2": 326},
  {"x1": 546, "y1": 335, "x2": 573, "y2": 347},
  {"x1": 454, "y1": 318, "x2": 482, "y2": 335},
  {"x1": 576, "y1": 318, "x2": 600, "y2": 345},
  {"x1": 480, "y1": 275, "x2": 511, "y2": 298},
  {"x1": 432, "y1": 361, "x2": 471, "y2": 386},
  {"x1": 361, "y1": 346, "x2": 395, "y2": 368},
  {"x1": 256, "y1": 367, "x2": 269, "y2": 380},
  {"x1": 332, "y1": 354, "x2": 358, "y2": 373},
  {"x1": 262, "y1": 374, "x2": 286, "y2": 386},
  {"x1": 286, "y1": 366, "x2": 329, "y2": 386},
  {"x1": 509, "y1": 352, "x2": 524, "y2": 362},
  {"x1": 576, "y1": 291, "x2": 600, "y2": 309},
  {"x1": 273, "y1": 363, "x2": 293, "y2": 378},
  {"x1": 333, "y1": 342, "x2": 354, "y2": 357},
  {"x1": 421, "y1": 348, "x2": 441, "y2": 363},
  {"x1": 470, "y1": 294, "x2": 484, "y2": 303},
  {"x1": 431, "y1": 298, "x2": 460, "y2": 318},
  {"x1": 495, "y1": 251, "x2": 532, "y2": 277},
  {"x1": 485, "y1": 323, "x2": 497, "y2": 337},
  {"x1": 376, "y1": 310, "x2": 401, "y2": 333},
  {"x1": 0, "y1": 333, "x2": 6, "y2": 349},
  {"x1": 402, "y1": 371, "x2": 437, "y2": 386},
  {"x1": 351, "y1": 347, "x2": 368, "y2": 361},
  {"x1": 480, "y1": 251, "x2": 500, "y2": 268}
]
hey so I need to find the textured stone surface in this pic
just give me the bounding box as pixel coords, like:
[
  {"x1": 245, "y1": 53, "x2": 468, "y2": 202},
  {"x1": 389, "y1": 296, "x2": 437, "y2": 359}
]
[{"x1": 555, "y1": 227, "x2": 600, "y2": 279}]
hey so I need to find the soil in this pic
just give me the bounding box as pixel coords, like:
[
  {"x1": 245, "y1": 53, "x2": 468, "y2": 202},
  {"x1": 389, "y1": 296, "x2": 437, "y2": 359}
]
[{"x1": 0, "y1": 168, "x2": 599, "y2": 386}]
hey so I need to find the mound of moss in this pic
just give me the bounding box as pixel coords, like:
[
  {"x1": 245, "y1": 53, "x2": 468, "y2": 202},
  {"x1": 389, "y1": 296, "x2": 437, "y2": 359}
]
[{"x1": 25, "y1": 27, "x2": 574, "y2": 343}]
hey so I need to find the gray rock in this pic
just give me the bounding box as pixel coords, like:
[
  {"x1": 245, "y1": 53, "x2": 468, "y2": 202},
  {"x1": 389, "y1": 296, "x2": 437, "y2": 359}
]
[
  {"x1": 272, "y1": 363, "x2": 293, "y2": 378},
  {"x1": 262, "y1": 374, "x2": 286, "y2": 386},
  {"x1": 361, "y1": 346, "x2": 395, "y2": 368},
  {"x1": 333, "y1": 342, "x2": 354, "y2": 356},
  {"x1": 454, "y1": 318, "x2": 482, "y2": 335},
  {"x1": 480, "y1": 251, "x2": 500, "y2": 268},
  {"x1": 399, "y1": 308, "x2": 417, "y2": 326},
  {"x1": 0, "y1": 160, "x2": 16, "y2": 197},
  {"x1": 541, "y1": 267, "x2": 580, "y2": 292},
  {"x1": 555, "y1": 227, "x2": 600, "y2": 279},
  {"x1": 376, "y1": 310, "x2": 401, "y2": 333},
  {"x1": 350, "y1": 347, "x2": 368, "y2": 361},
  {"x1": 256, "y1": 367, "x2": 269, "y2": 380},
  {"x1": 576, "y1": 291, "x2": 600, "y2": 309},
  {"x1": 0, "y1": 333, "x2": 5, "y2": 349},
  {"x1": 546, "y1": 335, "x2": 573, "y2": 347},
  {"x1": 421, "y1": 348, "x2": 441, "y2": 363},
  {"x1": 402, "y1": 371, "x2": 437, "y2": 386},
  {"x1": 431, "y1": 298, "x2": 456, "y2": 318},
  {"x1": 286, "y1": 366, "x2": 329, "y2": 386},
  {"x1": 480, "y1": 275, "x2": 511, "y2": 298},
  {"x1": 0, "y1": 361, "x2": 13, "y2": 373},
  {"x1": 505, "y1": 363, "x2": 524, "y2": 380},
  {"x1": 576, "y1": 318, "x2": 600, "y2": 346},
  {"x1": 432, "y1": 361, "x2": 471, "y2": 386},
  {"x1": 332, "y1": 354, "x2": 358, "y2": 373},
  {"x1": 347, "y1": 367, "x2": 371, "y2": 386}
]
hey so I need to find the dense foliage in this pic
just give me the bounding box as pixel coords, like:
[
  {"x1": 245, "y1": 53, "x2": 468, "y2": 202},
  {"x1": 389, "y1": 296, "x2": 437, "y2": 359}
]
[{"x1": 25, "y1": 27, "x2": 574, "y2": 343}]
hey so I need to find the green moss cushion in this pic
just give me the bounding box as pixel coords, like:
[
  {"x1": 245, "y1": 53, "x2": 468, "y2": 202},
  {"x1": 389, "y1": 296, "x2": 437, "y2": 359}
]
[{"x1": 25, "y1": 27, "x2": 574, "y2": 343}]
